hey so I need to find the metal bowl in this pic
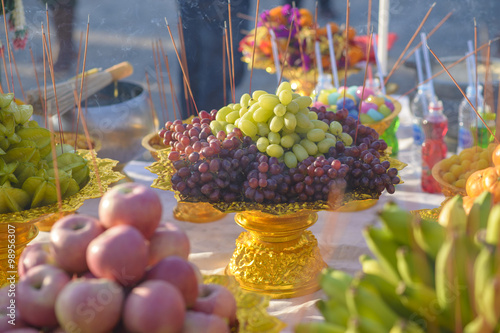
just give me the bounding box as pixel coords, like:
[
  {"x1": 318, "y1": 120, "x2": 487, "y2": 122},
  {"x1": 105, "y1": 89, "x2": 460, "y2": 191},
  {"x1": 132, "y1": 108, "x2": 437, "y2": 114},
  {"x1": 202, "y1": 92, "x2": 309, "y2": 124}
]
[{"x1": 51, "y1": 81, "x2": 156, "y2": 167}]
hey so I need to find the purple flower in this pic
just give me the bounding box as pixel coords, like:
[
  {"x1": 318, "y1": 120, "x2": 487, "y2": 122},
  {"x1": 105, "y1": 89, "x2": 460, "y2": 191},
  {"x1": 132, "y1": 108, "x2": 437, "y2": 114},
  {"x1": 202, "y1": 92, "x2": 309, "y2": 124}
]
[{"x1": 282, "y1": 4, "x2": 292, "y2": 16}]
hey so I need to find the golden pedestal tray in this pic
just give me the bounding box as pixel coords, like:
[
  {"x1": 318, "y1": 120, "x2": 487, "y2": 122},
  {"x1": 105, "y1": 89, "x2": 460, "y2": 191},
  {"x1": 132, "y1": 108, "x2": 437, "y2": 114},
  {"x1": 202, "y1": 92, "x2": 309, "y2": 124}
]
[
  {"x1": 148, "y1": 147, "x2": 407, "y2": 299},
  {"x1": 226, "y1": 210, "x2": 326, "y2": 299},
  {"x1": 173, "y1": 201, "x2": 227, "y2": 223}
]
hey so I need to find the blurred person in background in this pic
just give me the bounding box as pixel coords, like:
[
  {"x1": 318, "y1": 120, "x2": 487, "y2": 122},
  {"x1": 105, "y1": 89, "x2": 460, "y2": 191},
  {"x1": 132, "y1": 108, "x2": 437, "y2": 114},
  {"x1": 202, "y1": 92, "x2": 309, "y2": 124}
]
[
  {"x1": 42, "y1": 0, "x2": 77, "y2": 72},
  {"x1": 176, "y1": 0, "x2": 250, "y2": 119}
]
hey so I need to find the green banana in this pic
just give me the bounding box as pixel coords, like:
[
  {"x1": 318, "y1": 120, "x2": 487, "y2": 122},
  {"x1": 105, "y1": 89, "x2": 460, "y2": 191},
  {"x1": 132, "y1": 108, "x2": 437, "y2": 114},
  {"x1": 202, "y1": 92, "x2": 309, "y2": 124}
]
[
  {"x1": 438, "y1": 195, "x2": 467, "y2": 232},
  {"x1": 474, "y1": 244, "x2": 496, "y2": 316},
  {"x1": 396, "y1": 282, "x2": 450, "y2": 332},
  {"x1": 463, "y1": 315, "x2": 495, "y2": 333},
  {"x1": 478, "y1": 275, "x2": 500, "y2": 328},
  {"x1": 378, "y1": 201, "x2": 414, "y2": 246},
  {"x1": 389, "y1": 320, "x2": 426, "y2": 333},
  {"x1": 317, "y1": 299, "x2": 350, "y2": 327},
  {"x1": 467, "y1": 191, "x2": 493, "y2": 235},
  {"x1": 435, "y1": 232, "x2": 477, "y2": 328},
  {"x1": 395, "y1": 246, "x2": 433, "y2": 288},
  {"x1": 294, "y1": 322, "x2": 345, "y2": 333},
  {"x1": 359, "y1": 255, "x2": 413, "y2": 318},
  {"x1": 485, "y1": 204, "x2": 500, "y2": 245},
  {"x1": 362, "y1": 226, "x2": 400, "y2": 279},
  {"x1": 412, "y1": 217, "x2": 445, "y2": 260},
  {"x1": 345, "y1": 276, "x2": 400, "y2": 330},
  {"x1": 346, "y1": 316, "x2": 388, "y2": 333},
  {"x1": 319, "y1": 268, "x2": 352, "y2": 305}
]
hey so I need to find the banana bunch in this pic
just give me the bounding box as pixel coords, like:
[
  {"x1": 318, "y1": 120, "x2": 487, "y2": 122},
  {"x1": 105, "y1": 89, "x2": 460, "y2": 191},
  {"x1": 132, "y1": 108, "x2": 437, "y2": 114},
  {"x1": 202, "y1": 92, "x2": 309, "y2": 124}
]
[
  {"x1": 295, "y1": 192, "x2": 500, "y2": 333},
  {"x1": 0, "y1": 93, "x2": 89, "y2": 214}
]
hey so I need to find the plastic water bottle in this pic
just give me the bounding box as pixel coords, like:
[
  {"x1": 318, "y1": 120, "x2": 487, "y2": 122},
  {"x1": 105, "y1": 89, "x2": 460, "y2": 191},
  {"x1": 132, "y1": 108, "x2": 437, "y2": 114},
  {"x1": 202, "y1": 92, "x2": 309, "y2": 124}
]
[
  {"x1": 421, "y1": 100, "x2": 448, "y2": 193},
  {"x1": 458, "y1": 85, "x2": 483, "y2": 152},
  {"x1": 410, "y1": 83, "x2": 433, "y2": 145}
]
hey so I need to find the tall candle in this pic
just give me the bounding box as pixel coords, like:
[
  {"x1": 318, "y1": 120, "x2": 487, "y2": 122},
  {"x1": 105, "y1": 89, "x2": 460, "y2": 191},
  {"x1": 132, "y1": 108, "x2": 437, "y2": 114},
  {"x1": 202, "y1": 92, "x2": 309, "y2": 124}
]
[{"x1": 377, "y1": 0, "x2": 389, "y2": 75}]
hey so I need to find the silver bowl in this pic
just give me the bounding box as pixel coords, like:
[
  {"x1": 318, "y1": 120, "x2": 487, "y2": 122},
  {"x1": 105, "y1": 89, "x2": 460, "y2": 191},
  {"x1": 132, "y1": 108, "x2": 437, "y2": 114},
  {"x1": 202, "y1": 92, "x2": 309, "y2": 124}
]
[{"x1": 48, "y1": 81, "x2": 156, "y2": 167}]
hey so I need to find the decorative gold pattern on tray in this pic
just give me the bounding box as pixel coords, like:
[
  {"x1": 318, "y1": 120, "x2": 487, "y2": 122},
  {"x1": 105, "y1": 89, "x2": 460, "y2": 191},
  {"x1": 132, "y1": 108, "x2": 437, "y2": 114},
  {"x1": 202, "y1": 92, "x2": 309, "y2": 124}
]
[
  {"x1": 0, "y1": 151, "x2": 124, "y2": 224},
  {"x1": 226, "y1": 210, "x2": 326, "y2": 299},
  {"x1": 203, "y1": 275, "x2": 286, "y2": 333},
  {"x1": 147, "y1": 149, "x2": 407, "y2": 215},
  {"x1": 411, "y1": 207, "x2": 440, "y2": 222},
  {"x1": 0, "y1": 223, "x2": 39, "y2": 287}
]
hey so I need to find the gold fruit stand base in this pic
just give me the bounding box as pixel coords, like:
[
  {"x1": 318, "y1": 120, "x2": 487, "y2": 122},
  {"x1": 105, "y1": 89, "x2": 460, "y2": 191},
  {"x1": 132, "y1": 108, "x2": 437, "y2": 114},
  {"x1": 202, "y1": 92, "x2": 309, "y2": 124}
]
[
  {"x1": 173, "y1": 201, "x2": 227, "y2": 223},
  {"x1": 226, "y1": 210, "x2": 326, "y2": 299}
]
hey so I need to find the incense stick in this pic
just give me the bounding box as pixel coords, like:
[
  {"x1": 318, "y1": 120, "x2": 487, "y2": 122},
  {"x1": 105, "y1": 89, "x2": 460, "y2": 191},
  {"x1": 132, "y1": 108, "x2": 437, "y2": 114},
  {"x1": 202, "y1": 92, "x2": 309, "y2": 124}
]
[
  {"x1": 165, "y1": 18, "x2": 199, "y2": 116},
  {"x1": 74, "y1": 16, "x2": 103, "y2": 194},
  {"x1": 1, "y1": 0, "x2": 14, "y2": 94},
  {"x1": 342, "y1": 0, "x2": 351, "y2": 109},
  {"x1": 41, "y1": 31, "x2": 63, "y2": 212},
  {"x1": 42, "y1": 22, "x2": 65, "y2": 151},
  {"x1": 159, "y1": 39, "x2": 179, "y2": 121},
  {"x1": 367, "y1": 0, "x2": 372, "y2": 35},
  {"x1": 223, "y1": 29, "x2": 227, "y2": 105},
  {"x1": 249, "y1": 0, "x2": 260, "y2": 93},
  {"x1": 427, "y1": 46, "x2": 499, "y2": 144},
  {"x1": 228, "y1": 0, "x2": 236, "y2": 103},
  {"x1": 401, "y1": 10, "x2": 454, "y2": 67},
  {"x1": 177, "y1": 15, "x2": 192, "y2": 117},
  {"x1": 384, "y1": 2, "x2": 436, "y2": 84},
  {"x1": 484, "y1": 41, "x2": 494, "y2": 116},
  {"x1": 224, "y1": 22, "x2": 235, "y2": 103},
  {"x1": 10, "y1": 46, "x2": 25, "y2": 101},
  {"x1": 355, "y1": 33, "x2": 373, "y2": 144}
]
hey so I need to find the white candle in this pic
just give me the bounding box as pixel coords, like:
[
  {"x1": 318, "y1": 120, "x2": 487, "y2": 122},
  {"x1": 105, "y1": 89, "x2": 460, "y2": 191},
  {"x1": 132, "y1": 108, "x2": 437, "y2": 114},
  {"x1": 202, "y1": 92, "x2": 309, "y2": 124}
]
[
  {"x1": 377, "y1": 0, "x2": 389, "y2": 76},
  {"x1": 326, "y1": 24, "x2": 339, "y2": 89}
]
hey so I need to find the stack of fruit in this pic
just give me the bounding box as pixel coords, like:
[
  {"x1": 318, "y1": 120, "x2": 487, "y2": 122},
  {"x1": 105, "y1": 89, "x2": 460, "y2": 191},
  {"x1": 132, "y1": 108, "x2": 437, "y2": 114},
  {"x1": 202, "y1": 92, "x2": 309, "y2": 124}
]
[
  {"x1": 296, "y1": 193, "x2": 500, "y2": 332},
  {"x1": 462, "y1": 144, "x2": 500, "y2": 211},
  {"x1": 2, "y1": 183, "x2": 239, "y2": 333},
  {"x1": 0, "y1": 93, "x2": 89, "y2": 214},
  {"x1": 315, "y1": 86, "x2": 399, "y2": 133},
  {"x1": 156, "y1": 82, "x2": 403, "y2": 210},
  {"x1": 433, "y1": 143, "x2": 496, "y2": 194}
]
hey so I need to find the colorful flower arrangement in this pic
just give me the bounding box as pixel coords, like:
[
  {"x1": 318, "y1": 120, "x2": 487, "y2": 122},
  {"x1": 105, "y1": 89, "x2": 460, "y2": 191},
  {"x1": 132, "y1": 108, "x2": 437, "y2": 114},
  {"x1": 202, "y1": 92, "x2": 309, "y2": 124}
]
[{"x1": 239, "y1": 4, "x2": 365, "y2": 75}]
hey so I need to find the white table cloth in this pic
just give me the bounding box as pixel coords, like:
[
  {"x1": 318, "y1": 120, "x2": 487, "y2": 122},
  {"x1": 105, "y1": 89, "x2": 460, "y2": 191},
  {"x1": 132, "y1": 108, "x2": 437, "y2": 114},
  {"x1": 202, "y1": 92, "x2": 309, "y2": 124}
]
[{"x1": 33, "y1": 96, "x2": 445, "y2": 332}]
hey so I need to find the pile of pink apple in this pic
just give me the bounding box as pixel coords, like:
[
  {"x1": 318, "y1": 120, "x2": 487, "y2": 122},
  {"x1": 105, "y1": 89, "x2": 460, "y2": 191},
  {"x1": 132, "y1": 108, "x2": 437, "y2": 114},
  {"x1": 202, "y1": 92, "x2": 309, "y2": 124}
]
[{"x1": 1, "y1": 183, "x2": 237, "y2": 333}]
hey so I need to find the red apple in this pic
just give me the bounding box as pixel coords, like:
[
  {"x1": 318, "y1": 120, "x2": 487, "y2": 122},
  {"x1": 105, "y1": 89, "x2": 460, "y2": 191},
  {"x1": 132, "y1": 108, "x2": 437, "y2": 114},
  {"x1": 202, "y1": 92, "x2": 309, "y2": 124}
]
[
  {"x1": 145, "y1": 256, "x2": 198, "y2": 307},
  {"x1": 98, "y1": 183, "x2": 162, "y2": 239},
  {"x1": 0, "y1": 286, "x2": 27, "y2": 331},
  {"x1": 17, "y1": 265, "x2": 71, "y2": 328},
  {"x1": 55, "y1": 278, "x2": 124, "y2": 333},
  {"x1": 148, "y1": 222, "x2": 190, "y2": 266},
  {"x1": 86, "y1": 225, "x2": 148, "y2": 287},
  {"x1": 18, "y1": 242, "x2": 56, "y2": 277},
  {"x1": 50, "y1": 214, "x2": 105, "y2": 274},
  {"x1": 123, "y1": 280, "x2": 185, "y2": 333},
  {"x1": 192, "y1": 284, "x2": 237, "y2": 325},
  {"x1": 183, "y1": 311, "x2": 230, "y2": 333}
]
